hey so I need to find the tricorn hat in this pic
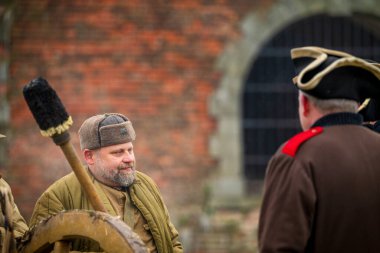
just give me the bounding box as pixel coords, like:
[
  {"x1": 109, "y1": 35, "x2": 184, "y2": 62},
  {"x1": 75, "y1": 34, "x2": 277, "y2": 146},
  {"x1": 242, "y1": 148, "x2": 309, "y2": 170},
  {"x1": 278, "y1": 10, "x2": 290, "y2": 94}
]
[{"x1": 291, "y1": 46, "x2": 380, "y2": 102}]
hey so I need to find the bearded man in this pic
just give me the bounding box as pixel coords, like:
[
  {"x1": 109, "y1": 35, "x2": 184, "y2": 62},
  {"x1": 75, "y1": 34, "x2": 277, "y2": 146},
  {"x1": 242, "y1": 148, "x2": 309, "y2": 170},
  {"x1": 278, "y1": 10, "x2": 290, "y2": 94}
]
[{"x1": 30, "y1": 113, "x2": 183, "y2": 253}]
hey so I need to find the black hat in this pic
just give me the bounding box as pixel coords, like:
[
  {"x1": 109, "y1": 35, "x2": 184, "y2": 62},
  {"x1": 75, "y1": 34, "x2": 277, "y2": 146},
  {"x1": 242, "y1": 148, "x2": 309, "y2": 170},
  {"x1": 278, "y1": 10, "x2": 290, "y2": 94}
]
[{"x1": 291, "y1": 46, "x2": 380, "y2": 102}]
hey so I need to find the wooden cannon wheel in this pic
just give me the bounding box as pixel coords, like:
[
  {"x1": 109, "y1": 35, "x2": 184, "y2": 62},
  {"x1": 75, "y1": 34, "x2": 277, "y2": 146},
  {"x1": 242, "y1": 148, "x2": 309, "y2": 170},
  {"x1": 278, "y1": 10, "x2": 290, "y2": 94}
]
[{"x1": 19, "y1": 210, "x2": 147, "y2": 253}]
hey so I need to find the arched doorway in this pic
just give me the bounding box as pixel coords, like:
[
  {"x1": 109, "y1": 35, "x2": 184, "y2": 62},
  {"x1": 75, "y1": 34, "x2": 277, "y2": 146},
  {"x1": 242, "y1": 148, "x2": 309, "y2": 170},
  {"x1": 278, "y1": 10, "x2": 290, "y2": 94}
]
[{"x1": 242, "y1": 13, "x2": 380, "y2": 192}]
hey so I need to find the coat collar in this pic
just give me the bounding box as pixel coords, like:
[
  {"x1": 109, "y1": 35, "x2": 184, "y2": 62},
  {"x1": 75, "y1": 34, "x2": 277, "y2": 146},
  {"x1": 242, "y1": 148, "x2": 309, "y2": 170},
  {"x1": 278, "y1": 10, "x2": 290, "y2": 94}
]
[{"x1": 312, "y1": 112, "x2": 363, "y2": 128}]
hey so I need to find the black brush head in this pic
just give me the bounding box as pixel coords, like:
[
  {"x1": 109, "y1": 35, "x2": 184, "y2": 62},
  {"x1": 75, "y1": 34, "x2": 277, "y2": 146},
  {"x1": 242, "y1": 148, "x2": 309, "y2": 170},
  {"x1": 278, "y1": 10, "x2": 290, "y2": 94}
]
[{"x1": 23, "y1": 77, "x2": 71, "y2": 133}]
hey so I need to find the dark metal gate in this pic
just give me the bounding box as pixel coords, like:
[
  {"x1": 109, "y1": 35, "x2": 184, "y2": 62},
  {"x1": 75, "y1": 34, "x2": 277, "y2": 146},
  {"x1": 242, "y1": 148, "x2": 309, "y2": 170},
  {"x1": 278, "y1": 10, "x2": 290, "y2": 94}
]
[{"x1": 243, "y1": 13, "x2": 380, "y2": 190}]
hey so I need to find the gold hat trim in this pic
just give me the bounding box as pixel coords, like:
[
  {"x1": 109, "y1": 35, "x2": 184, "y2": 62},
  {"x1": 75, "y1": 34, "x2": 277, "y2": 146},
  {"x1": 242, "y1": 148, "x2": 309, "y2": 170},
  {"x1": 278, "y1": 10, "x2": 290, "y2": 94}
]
[
  {"x1": 291, "y1": 47, "x2": 380, "y2": 91},
  {"x1": 357, "y1": 98, "x2": 371, "y2": 112}
]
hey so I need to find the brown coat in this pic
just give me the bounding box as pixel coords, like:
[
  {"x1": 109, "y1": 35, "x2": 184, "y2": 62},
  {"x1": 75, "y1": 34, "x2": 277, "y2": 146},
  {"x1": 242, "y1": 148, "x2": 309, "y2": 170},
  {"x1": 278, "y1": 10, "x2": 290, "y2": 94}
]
[{"x1": 259, "y1": 113, "x2": 380, "y2": 253}]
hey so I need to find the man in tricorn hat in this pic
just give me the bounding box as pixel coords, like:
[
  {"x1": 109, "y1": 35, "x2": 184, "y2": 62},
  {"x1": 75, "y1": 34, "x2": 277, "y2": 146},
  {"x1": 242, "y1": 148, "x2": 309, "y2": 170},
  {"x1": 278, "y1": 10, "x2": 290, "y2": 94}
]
[
  {"x1": 258, "y1": 47, "x2": 380, "y2": 253},
  {"x1": 30, "y1": 113, "x2": 183, "y2": 253},
  {"x1": 0, "y1": 134, "x2": 28, "y2": 250}
]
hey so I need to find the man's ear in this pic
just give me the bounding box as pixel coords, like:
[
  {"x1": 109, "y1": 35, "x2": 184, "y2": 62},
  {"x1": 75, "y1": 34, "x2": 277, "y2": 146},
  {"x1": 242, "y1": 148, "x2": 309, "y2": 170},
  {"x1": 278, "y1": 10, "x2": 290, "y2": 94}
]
[
  {"x1": 83, "y1": 149, "x2": 95, "y2": 165},
  {"x1": 301, "y1": 93, "x2": 310, "y2": 116}
]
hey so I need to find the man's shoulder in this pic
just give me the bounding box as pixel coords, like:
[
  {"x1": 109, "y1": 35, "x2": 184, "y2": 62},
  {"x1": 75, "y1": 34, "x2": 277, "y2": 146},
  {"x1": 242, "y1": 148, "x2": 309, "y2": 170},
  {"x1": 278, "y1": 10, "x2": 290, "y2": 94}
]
[
  {"x1": 0, "y1": 178, "x2": 10, "y2": 188},
  {"x1": 281, "y1": 126, "x2": 324, "y2": 158},
  {"x1": 134, "y1": 171, "x2": 161, "y2": 194},
  {"x1": 136, "y1": 171, "x2": 155, "y2": 185},
  {"x1": 47, "y1": 172, "x2": 79, "y2": 191},
  {"x1": 53, "y1": 171, "x2": 76, "y2": 182}
]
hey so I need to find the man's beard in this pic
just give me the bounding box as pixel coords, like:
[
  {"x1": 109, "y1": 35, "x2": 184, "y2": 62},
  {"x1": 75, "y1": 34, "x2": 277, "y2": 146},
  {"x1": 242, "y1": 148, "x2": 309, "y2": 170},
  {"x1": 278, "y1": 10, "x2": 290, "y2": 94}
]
[
  {"x1": 94, "y1": 157, "x2": 136, "y2": 187},
  {"x1": 109, "y1": 163, "x2": 136, "y2": 187}
]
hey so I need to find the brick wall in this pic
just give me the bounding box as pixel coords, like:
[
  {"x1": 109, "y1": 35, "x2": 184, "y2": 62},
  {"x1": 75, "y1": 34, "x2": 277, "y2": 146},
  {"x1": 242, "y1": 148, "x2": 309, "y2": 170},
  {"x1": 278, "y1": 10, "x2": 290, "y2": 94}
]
[{"x1": 8, "y1": 0, "x2": 265, "y2": 223}]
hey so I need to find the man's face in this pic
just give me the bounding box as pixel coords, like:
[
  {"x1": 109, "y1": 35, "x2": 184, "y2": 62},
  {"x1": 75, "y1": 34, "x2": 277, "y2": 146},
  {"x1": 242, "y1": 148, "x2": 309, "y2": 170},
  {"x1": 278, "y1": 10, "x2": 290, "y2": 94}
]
[{"x1": 91, "y1": 142, "x2": 136, "y2": 187}]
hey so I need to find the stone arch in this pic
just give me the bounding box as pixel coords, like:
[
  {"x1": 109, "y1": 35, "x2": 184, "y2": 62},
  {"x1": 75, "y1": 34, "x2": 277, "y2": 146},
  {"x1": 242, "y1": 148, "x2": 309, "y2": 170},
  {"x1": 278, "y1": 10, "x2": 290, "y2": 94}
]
[{"x1": 208, "y1": 0, "x2": 380, "y2": 205}]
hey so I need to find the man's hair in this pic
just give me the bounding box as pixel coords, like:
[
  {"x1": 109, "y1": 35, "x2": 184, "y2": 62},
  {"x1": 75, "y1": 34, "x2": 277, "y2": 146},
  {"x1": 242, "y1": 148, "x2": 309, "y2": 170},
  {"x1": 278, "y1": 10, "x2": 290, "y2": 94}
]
[{"x1": 302, "y1": 92, "x2": 359, "y2": 114}]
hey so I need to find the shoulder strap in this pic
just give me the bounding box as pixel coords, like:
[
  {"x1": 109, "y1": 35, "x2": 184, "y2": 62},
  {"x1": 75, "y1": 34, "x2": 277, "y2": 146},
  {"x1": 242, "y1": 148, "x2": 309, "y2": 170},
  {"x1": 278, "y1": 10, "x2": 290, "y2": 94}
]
[{"x1": 282, "y1": 126, "x2": 323, "y2": 157}]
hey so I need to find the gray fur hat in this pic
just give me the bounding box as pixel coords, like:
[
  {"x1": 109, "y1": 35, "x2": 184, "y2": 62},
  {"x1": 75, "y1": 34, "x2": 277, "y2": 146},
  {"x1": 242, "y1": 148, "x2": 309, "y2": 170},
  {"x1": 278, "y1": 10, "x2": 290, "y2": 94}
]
[{"x1": 78, "y1": 113, "x2": 136, "y2": 150}]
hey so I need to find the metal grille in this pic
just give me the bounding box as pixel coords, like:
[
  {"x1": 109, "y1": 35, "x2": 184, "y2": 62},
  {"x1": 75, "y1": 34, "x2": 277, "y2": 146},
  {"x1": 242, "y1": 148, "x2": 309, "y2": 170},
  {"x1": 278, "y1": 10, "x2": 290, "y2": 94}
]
[{"x1": 243, "y1": 14, "x2": 380, "y2": 187}]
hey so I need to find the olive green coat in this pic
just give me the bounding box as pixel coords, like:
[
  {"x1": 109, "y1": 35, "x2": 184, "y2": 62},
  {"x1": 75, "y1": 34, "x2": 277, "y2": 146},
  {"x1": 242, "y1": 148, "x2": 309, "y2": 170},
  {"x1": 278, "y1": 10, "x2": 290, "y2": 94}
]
[
  {"x1": 30, "y1": 171, "x2": 182, "y2": 253},
  {"x1": 0, "y1": 178, "x2": 28, "y2": 249}
]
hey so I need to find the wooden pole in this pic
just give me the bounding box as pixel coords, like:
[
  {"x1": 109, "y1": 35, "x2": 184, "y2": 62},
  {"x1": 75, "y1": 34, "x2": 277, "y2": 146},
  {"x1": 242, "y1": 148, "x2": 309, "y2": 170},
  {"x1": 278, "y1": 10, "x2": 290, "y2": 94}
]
[{"x1": 59, "y1": 140, "x2": 107, "y2": 213}]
